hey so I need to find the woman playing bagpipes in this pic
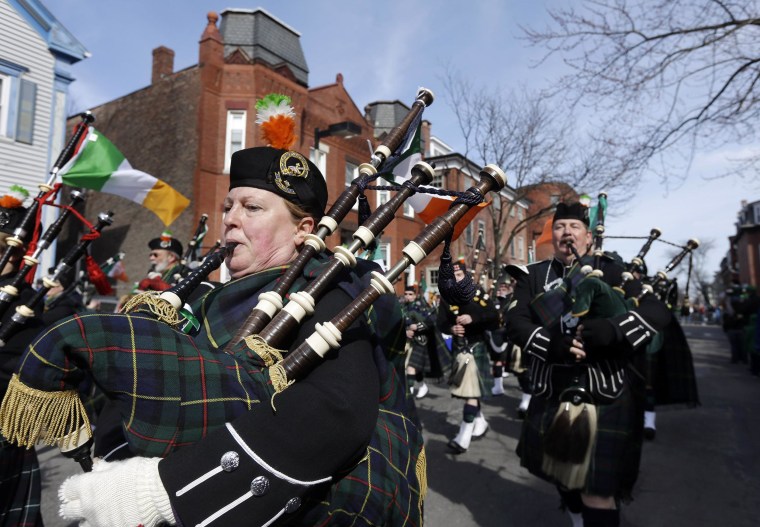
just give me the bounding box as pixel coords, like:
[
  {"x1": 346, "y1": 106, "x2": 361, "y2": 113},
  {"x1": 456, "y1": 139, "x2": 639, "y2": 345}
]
[
  {"x1": 0, "y1": 87, "x2": 447, "y2": 526},
  {"x1": 505, "y1": 200, "x2": 672, "y2": 527}
]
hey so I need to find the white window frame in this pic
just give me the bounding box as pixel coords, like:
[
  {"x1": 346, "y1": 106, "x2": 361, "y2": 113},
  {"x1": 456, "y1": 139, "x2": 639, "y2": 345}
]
[
  {"x1": 376, "y1": 175, "x2": 391, "y2": 208},
  {"x1": 309, "y1": 143, "x2": 329, "y2": 179},
  {"x1": 223, "y1": 110, "x2": 246, "y2": 173},
  {"x1": 345, "y1": 160, "x2": 360, "y2": 211},
  {"x1": 375, "y1": 241, "x2": 391, "y2": 272},
  {"x1": 518, "y1": 235, "x2": 525, "y2": 261},
  {"x1": 403, "y1": 201, "x2": 414, "y2": 218},
  {"x1": 0, "y1": 74, "x2": 10, "y2": 137}
]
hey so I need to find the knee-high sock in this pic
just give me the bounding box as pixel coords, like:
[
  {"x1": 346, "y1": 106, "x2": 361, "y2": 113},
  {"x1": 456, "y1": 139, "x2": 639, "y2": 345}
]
[{"x1": 581, "y1": 506, "x2": 619, "y2": 527}]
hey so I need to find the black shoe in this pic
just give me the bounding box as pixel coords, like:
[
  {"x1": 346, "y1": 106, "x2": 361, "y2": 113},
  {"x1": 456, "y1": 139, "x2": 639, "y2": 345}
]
[
  {"x1": 447, "y1": 439, "x2": 467, "y2": 454},
  {"x1": 644, "y1": 427, "x2": 656, "y2": 440},
  {"x1": 516, "y1": 407, "x2": 527, "y2": 420}
]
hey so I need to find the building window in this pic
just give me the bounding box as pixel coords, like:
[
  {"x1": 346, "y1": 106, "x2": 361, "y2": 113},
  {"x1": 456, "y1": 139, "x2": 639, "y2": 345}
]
[
  {"x1": 510, "y1": 205, "x2": 516, "y2": 217},
  {"x1": 465, "y1": 223, "x2": 473, "y2": 246},
  {"x1": 309, "y1": 143, "x2": 329, "y2": 179},
  {"x1": 550, "y1": 194, "x2": 560, "y2": 205},
  {"x1": 0, "y1": 74, "x2": 9, "y2": 137},
  {"x1": 477, "y1": 220, "x2": 486, "y2": 247},
  {"x1": 510, "y1": 238, "x2": 515, "y2": 257},
  {"x1": 376, "y1": 175, "x2": 390, "y2": 208},
  {"x1": 518, "y1": 207, "x2": 524, "y2": 220},
  {"x1": 15, "y1": 79, "x2": 36, "y2": 145},
  {"x1": 518, "y1": 235, "x2": 525, "y2": 260},
  {"x1": 374, "y1": 242, "x2": 391, "y2": 272},
  {"x1": 431, "y1": 170, "x2": 444, "y2": 189},
  {"x1": 223, "y1": 110, "x2": 246, "y2": 172},
  {"x1": 427, "y1": 267, "x2": 439, "y2": 287},
  {"x1": 404, "y1": 202, "x2": 414, "y2": 218}
]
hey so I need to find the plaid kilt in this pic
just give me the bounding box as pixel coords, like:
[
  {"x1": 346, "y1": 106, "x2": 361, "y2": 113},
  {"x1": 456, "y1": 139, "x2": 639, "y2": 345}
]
[
  {"x1": 450, "y1": 340, "x2": 490, "y2": 399},
  {"x1": 517, "y1": 365, "x2": 645, "y2": 500},
  {"x1": 0, "y1": 438, "x2": 43, "y2": 527}
]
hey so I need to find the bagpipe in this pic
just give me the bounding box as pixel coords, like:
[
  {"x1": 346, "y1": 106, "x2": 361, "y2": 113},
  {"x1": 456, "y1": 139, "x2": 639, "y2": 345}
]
[
  {"x1": 0, "y1": 89, "x2": 505, "y2": 477},
  {"x1": 0, "y1": 211, "x2": 114, "y2": 347},
  {"x1": 0, "y1": 189, "x2": 86, "y2": 319},
  {"x1": 0, "y1": 112, "x2": 94, "y2": 279}
]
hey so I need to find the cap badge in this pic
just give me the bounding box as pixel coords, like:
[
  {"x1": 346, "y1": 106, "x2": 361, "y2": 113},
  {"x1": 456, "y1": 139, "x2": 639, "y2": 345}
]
[{"x1": 274, "y1": 151, "x2": 309, "y2": 195}]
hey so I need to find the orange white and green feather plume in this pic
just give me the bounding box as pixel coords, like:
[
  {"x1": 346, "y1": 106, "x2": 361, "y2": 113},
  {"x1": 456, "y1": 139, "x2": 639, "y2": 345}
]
[{"x1": 255, "y1": 93, "x2": 296, "y2": 150}]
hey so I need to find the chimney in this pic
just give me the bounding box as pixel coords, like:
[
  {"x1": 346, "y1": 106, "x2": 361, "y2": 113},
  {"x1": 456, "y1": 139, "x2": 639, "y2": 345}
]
[{"x1": 152, "y1": 46, "x2": 175, "y2": 84}]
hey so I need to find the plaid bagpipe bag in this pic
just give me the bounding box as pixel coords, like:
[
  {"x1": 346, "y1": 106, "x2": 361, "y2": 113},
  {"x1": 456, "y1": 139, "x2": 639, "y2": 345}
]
[{"x1": 0, "y1": 255, "x2": 425, "y2": 525}]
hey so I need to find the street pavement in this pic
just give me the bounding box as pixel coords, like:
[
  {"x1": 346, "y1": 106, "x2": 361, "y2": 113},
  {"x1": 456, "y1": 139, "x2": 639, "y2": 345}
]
[{"x1": 36, "y1": 323, "x2": 760, "y2": 526}]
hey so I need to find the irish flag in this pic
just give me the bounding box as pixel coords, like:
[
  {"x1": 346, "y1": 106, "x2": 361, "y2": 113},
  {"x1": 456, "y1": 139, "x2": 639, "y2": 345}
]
[
  {"x1": 380, "y1": 123, "x2": 489, "y2": 241},
  {"x1": 57, "y1": 127, "x2": 189, "y2": 226}
]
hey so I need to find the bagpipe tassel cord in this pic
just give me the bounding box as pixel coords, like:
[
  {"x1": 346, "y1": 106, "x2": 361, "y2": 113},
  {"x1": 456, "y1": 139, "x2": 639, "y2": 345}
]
[
  {"x1": 0, "y1": 373, "x2": 91, "y2": 449},
  {"x1": 437, "y1": 233, "x2": 476, "y2": 305}
]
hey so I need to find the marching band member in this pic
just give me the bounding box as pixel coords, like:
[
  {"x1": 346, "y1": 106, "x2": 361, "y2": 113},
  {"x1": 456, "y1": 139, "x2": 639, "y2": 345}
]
[
  {"x1": 438, "y1": 260, "x2": 499, "y2": 453},
  {"x1": 506, "y1": 201, "x2": 671, "y2": 527},
  {"x1": 138, "y1": 231, "x2": 183, "y2": 291},
  {"x1": 55, "y1": 146, "x2": 425, "y2": 526},
  {"x1": 402, "y1": 283, "x2": 449, "y2": 398}
]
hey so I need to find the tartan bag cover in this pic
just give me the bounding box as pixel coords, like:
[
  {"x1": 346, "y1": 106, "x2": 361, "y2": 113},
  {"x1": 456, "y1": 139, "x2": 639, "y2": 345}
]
[{"x1": 3, "y1": 254, "x2": 425, "y2": 525}]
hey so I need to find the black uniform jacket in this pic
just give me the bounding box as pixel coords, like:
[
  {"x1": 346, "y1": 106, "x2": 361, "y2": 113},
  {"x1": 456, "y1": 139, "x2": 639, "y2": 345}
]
[
  {"x1": 157, "y1": 284, "x2": 379, "y2": 526},
  {"x1": 506, "y1": 257, "x2": 671, "y2": 362}
]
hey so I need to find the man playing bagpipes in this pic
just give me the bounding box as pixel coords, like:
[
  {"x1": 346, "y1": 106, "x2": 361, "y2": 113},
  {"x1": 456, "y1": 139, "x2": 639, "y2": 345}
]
[
  {"x1": 506, "y1": 201, "x2": 672, "y2": 527},
  {"x1": 137, "y1": 231, "x2": 183, "y2": 292},
  {"x1": 629, "y1": 261, "x2": 700, "y2": 441},
  {"x1": 437, "y1": 260, "x2": 499, "y2": 453},
  {"x1": 402, "y1": 283, "x2": 450, "y2": 399},
  {"x1": 0, "y1": 186, "x2": 47, "y2": 527}
]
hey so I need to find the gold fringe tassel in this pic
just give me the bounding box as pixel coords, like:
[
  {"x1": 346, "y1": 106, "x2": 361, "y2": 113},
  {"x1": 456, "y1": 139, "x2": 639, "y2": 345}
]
[
  {"x1": 121, "y1": 292, "x2": 181, "y2": 326},
  {"x1": 0, "y1": 374, "x2": 91, "y2": 449},
  {"x1": 244, "y1": 335, "x2": 284, "y2": 367},
  {"x1": 268, "y1": 362, "x2": 295, "y2": 411},
  {"x1": 416, "y1": 444, "x2": 428, "y2": 503}
]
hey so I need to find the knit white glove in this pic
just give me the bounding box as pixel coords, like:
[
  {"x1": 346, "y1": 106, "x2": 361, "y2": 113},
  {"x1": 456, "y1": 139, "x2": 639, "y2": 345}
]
[{"x1": 59, "y1": 457, "x2": 176, "y2": 527}]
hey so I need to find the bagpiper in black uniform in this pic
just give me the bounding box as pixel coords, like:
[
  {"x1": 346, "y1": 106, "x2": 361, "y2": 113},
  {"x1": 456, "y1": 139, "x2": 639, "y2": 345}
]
[
  {"x1": 487, "y1": 279, "x2": 512, "y2": 396},
  {"x1": 506, "y1": 202, "x2": 671, "y2": 527},
  {"x1": 437, "y1": 260, "x2": 499, "y2": 453},
  {"x1": 401, "y1": 283, "x2": 450, "y2": 399},
  {"x1": 138, "y1": 231, "x2": 183, "y2": 292},
  {"x1": 631, "y1": 264, "x2": 699, "y2": 440}
]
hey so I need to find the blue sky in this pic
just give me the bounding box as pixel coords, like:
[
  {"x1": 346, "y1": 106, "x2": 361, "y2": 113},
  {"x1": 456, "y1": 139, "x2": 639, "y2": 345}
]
[{"x1": 41, "y1": 0, "x2": 758, "y2": 277}]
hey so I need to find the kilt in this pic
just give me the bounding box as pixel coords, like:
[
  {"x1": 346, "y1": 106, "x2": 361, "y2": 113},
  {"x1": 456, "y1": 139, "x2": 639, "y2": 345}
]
[
  {"x1": 0, "y1": 438, "x2": 43, "y2": 527},
  {"x1": 517, "y1": 365, "x2": 645, "y2": 500},
  {"x1": 450, "y1": 340, "x2": 490, "y2": 399}
]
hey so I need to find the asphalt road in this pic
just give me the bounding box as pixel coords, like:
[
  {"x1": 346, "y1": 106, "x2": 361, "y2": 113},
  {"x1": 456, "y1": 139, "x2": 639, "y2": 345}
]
[{"x1": 36, "y1": 323, "x2": 760, "y2": 526}]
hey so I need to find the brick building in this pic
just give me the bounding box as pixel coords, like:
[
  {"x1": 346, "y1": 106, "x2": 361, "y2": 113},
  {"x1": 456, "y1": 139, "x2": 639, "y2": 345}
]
[
  {"x1": 67, "y1": 8, "x2": 529, "y2": 297},
  {"x1": 721, "y1": 198, "x2": 760, "y2": 288}
]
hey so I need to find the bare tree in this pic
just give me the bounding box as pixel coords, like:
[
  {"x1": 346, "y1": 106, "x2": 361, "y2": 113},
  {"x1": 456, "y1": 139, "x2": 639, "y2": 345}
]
[
  {"x1": 440, "y1": 69, "x2": 642, "y2": 269},
  {"x1": 522, "y1": 0, "x2": 760, "y2": 183}
]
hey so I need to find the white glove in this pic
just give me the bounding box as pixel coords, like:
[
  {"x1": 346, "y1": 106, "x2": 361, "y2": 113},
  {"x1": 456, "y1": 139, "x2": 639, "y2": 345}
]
[{"x1": 59, "y1": 457, "x2": 176, "y2": 527}]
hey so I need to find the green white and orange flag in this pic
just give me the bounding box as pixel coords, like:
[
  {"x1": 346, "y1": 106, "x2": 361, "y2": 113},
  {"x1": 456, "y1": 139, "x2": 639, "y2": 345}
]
[
  {"x1": 57, "y1": 127, "x2": 189, "y2": 226},
  {"x1": 379, "y1": 123, "x2": 489, "y2": 241}
]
